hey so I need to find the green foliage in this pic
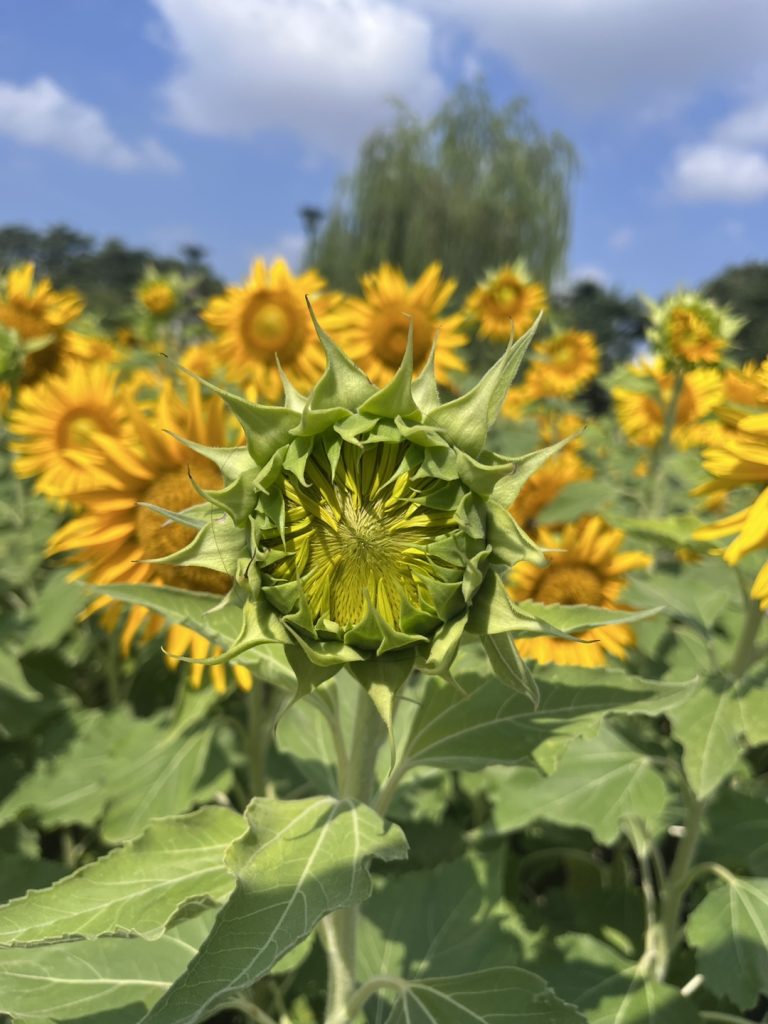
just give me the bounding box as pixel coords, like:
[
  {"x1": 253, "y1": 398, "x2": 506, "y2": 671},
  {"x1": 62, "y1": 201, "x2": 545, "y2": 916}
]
[
  {"x1": 703, "y1": 260, "x2": 768, "y2": 363},
  {"x1": 0, "y1": 223, "x2": 222, "y2": 324},
  {"x1": 312, "y1": 81, "x2": 575, "y2": 292}
]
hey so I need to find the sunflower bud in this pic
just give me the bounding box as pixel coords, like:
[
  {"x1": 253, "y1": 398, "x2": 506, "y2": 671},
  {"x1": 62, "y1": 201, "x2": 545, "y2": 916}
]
[
  {"x1": 645, "y1": 291, "x2": 745, "y2": 370},
  {"x1": 157, "y1": 313, "x2": 571, "y2": 703}
]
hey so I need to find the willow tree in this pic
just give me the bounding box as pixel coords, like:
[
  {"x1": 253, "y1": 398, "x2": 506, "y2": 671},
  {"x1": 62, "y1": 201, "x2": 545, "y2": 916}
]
[{"x1": 310, "y1": 82, "x2": 576, "y2": 295}]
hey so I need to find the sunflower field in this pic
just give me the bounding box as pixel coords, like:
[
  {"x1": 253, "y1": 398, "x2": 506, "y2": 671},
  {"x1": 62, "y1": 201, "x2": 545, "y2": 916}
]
[{"x1": 0, "y1": 254, "x2": 767, "y2": 1024}]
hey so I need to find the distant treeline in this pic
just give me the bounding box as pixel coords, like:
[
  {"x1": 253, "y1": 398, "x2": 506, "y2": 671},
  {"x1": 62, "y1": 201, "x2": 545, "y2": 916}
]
[{"x1": 0, "y1": 224, "x2": 223, "y2": 324}]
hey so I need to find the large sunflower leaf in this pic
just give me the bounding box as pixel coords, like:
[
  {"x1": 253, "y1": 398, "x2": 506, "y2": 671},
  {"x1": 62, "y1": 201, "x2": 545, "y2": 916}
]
[
  {"x1": 483, "y1": 724, "x2": 669, "y2": 845},
  {"x1": 400, "y1": 656, "x2": 692, "y2": 775},
  {"x1": 380, "y1": 967, "x2": 586, "y2": 1024},
  {"x1": 667, "y1": 676, "x2": 748, "y2": 798},
  {"x1": 0, "y1": 912, "x2": 214, "y2": 1024},
  {"x1": 0, "y1": 692, "x2": 233, "y2": 843},
  {"x1": 686, "y1": 873, "x2": 768, "y2": 1010},
  {"x1": 0, "y1": 806, "x2": 243, "y2": 947},
  {"x1": 139, "y1": 796, "x2": 407, "y2": 1024},
  {"x1": 539, "y1": 933, "x2": 699, "y2": 1024}
]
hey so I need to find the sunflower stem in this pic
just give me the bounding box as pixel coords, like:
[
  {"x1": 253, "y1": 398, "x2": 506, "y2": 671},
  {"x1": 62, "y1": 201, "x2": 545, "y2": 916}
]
[
  {"x1": 647, "y1": 366, "x2": 685, "y2": 517},
  {"x1": 729, "y1": 593, "x2": 765, "y2": 680},
  {"x1": 653, "y1": 782, "x2": 705, "y2": 981},
  {"x1": 322, "y1": 685, "x2": 385, "y2": 1024}
]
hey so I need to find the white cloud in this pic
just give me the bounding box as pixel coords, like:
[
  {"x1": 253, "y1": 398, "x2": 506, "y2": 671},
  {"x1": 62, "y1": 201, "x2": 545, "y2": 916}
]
[
  {"x1": 263, "y1": 231, "x2": 307, "y2": 270},
  {"x1": 0, "y1": 77, "x2": 178, "y2": 172},
  {"x1": 715, "y1": 99, "x2": 768, "y2": 147},
  {"x1": 412, "y1": 0, "x2": 768, "y2": 110},
  {"x1": 151, "y1": 0, "x2": 444, "y2": 155},
  {"x1": 670, "y1": 142, "x2": 768, "y2": 202}
]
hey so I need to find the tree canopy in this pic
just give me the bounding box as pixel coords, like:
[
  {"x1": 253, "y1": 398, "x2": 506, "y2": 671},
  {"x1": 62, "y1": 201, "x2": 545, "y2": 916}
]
[
  {"x1": 310, "y1": 82, "x2": 577, "y2": 295},
  {"x1": 0, "y1": 224, "x2": 221, "y2": 324},
  {"x1": 703, "y1": 261, "x2": 768, "y2": 364}
]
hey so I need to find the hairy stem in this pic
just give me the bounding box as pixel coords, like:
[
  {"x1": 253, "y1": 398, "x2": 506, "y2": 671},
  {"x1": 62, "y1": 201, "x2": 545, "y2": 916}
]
[
  {"x1": 653, "y1": 785, "x2": 705, "y2": 981},
  {"x1": 322, "y1": 686, "x2": 385, "y2": 1024}
]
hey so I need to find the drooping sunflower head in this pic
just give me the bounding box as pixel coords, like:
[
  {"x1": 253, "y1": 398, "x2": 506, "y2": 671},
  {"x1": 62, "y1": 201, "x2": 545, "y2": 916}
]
[
  {"x1": 508, "y1": 517, "x2": 651, "y2": 667},
  {"x1": 202, "y1": 258, "x2": 341, "y2": 402},
  {"x1": 464, "y1": 261, "x2": 548, "y2": 343},
  {"x1": 524, "y1": 329, "x2": 600, "y2": 400},
  {"x1": 646, "y1": 291, "x2": 744, "y2": 369},
  {"x1": 0, "y1": 263, "x2": 85, "y2": 384},
  {"x1": 325, "y1": 261, "x2": 467, "y2": 390},
  {"x1": 155, "y1": 315, "x2": 570, "y2": 698}
]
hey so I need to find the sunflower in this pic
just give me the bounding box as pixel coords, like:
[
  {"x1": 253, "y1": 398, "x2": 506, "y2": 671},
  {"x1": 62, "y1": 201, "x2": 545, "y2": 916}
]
[
  {"x1": 525, "y1": 330, "x2": 600, "y2": 399},
  {"x1": 138, "y1": 281, "x2": 178, "y2": 317},
  {"x1": 9, "y1": 360, "x2": 132, "y2": 501},
  {"x1": 47, "y1": 377, "x2": 252, "y2": 692},
  {"x1": 537, "y1": 410, "x2": 587, "y2": 450},
  {"x1": 695, "y1": 411, "x2": 768, "y2": 608},
  {"x1": 508, "y1": 517, "x2": 651, "y2": 666},
  {"x1": 511, "y1": 450, "x2": 593, "y2": 533},
  {"x1": 646, "y1": 291, "x2": 744, "y2": 369},
  {"x1": 326, "y1": 262, "x2": 467, "y2": 389},
  {"x1": 0, "y1": 263, "x2": 85, "y2": 384},
  {"x1": 202, "y1": 258, "x2": 340, "y2": 402},
  {"x1": 501, "y1": 383, "x2": 534, "y2": 422},
  {"x1": 464, "y1": 261, "x2": 547, "y2": 342},
  {"x1": 612, "y1": 359, "x2": 723, "y2": 449}
]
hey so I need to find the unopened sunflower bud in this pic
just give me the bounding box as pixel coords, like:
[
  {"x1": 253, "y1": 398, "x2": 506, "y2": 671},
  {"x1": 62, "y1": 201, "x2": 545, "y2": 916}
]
[{"x1": 156, "y1": 312, "x2": 571, "y2": 705}]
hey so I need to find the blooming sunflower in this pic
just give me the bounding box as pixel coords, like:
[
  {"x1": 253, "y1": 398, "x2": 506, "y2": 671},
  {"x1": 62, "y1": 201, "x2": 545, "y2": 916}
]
[
  {"x1": 326, "y1": 261, "x2": 467, "y2": 389},
  {"x1": 695, "y1": 412, "x2": 768, "y2": 608},
  {"x1": 0, "y1": 263, "x2": 85, "y2": 384},
  {"x1": 510, "y1": 450, "x2": 594, "y2": 533},
  {"x1": 464, "y1": 261, "x2": 548, "y2": 342},
  {"x1": 9, "y1": 359, "x2": 132, "y2": 501},
  {"x1": 525, "y1": 329, "x2": 600, "y2": 400},
  {"x1": 612, "y1": 359, "x2": 723, "y2": 449},
  {"x1": 508, "y1": 517, "x2": 651, "y2": 666},
  {"x1": 47, "y1": 377, "x2": 252, "y2": 692},
  {"x1": 646, "y1": 291, "x2": 744, "y2": 369},
  {"x1": 202, "y1": 258, "x2": 340, "y2": 402},
  {"x1": 537, "y1": 410, "x2": 587, "y2": 450}
]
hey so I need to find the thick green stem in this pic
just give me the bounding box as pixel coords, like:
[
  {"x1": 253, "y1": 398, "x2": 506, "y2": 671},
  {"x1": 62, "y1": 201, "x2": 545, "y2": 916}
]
[
  {"x1": 322, "y1": 687, "x2": 385, "y2": 1024},
  {"x1": 729, "y1": 595, "x2": 765, "y2": 679},
  {"x1": 647, "y1": 367, "x2": 685, "y2": 517},
  {"x1": 653, "y1": 787, "x2": 705, "y2": 981}
]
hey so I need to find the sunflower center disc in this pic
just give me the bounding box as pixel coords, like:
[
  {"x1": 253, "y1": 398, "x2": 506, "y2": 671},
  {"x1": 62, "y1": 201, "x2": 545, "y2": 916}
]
[{"x1": 534, "y1": 564, "x2": 604, "y2": 606}]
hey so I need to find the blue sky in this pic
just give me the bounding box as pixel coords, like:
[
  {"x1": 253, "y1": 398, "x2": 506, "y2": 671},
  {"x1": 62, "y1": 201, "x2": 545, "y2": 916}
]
[{"x1": 1, "y1": 0, "x2": 767, "y2": 297}]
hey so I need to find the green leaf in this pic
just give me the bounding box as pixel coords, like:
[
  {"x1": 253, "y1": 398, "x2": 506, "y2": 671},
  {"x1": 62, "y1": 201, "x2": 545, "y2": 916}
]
[
  {"x1": 0, "y1": 806, "x2": 244, "y2": 947},
  {"x1": 623, "y1": 560, "x2": 741, "y2": 631},
  {"x1": 381, "y1": 967, "x2": 586, "y2": 1023},
  {"x1": 700, "y1": 787, "x2": 768, "y2": 874},
  {"x1": 140, "y1": 796, "x2": 407, "y2": 1024},
  {"x1": 539, "y1": 933, "x2": 699, "y2": 1024},
  {"x1": 686, "y1": 873, "x2": 768, "y2": 1010},
  {"x1": 0, "y1": 650, "x2": 40, "y2": 702},
  {"x1": 0, "y1": 912, "x2": 214, "y2": 1023},
  {"x1": 95, "y1": 583, "x2": 295, "y2": 690},
  {"x1": 399, "y1": 654, "x2": 691, "y2": 774},
  {"x1": 517, "y1": 600, "x2": 662, "y2": 634},
  {"x1": 605, "y1": 513, "x2": 706, "y2": 549},
  {"x1": 0, "y1": 855, "x2": 65, "y2": 905},
  {"x1": 0, "y1": 694, "x2": 233, "y2": 843},
  {"x1": 18, "y1": 570, "x2": 88, "y2": 653},
  {"x1": 358, "y1": 851, "x2": 514, "y2": 985},
  {"x1": 537, "y1": 480, "x2": 617, "y2": 525},
  {"x1": 484, "y1": 724, "x2": 669, "y2": 845},
  {"x1": 667, "y1": 677, "x2": 747, "y2": 798}
]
